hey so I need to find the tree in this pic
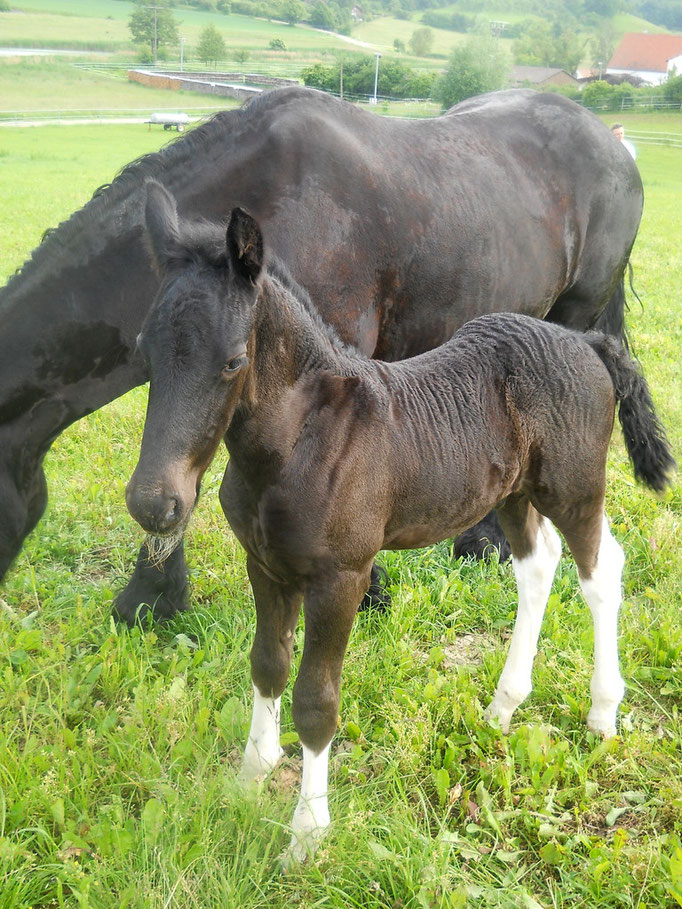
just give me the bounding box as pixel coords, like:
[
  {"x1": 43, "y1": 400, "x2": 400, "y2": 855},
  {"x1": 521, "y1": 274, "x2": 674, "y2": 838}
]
[
  {"x1": 197, "y1": 25, "x2": 227, "y2": 67},
  {"x1": 513, "y1": 20, "x2": 584, "y2": 74},
  {"x1": 408, "y1": 26, "x2": 433, "y2": 56},
  {"x1": 281, "y1": 0, "x2": 306, "y2": 24},
  {"x1": 433, "y1": 35, "x2": 511, "y2": 109},
  {"x1": 309, "y1": 1, "x2": 336, "y2": 29},
  {"x1": 129, "y1": 0, "x2": 179, "y2": 62}
]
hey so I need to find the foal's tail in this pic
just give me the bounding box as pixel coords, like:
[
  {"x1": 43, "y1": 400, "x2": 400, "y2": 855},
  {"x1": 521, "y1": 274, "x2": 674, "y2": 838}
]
[{"x1": 586, "y1": 333, "x2": 675, "y2": 492}]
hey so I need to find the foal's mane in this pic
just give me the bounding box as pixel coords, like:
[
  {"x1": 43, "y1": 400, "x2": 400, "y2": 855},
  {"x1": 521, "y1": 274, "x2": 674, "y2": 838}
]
[{"x1": 265, "y1": 257, "x2": 362, "y2": 364}]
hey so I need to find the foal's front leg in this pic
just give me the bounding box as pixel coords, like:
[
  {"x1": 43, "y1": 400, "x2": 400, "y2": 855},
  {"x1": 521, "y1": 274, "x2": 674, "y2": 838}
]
[
  {"x1": 241, "y1": 556, "x2": 303, "y2": 782},
  {"x1": 284, "y1": 567, "x2": 369, "y2": 866}
]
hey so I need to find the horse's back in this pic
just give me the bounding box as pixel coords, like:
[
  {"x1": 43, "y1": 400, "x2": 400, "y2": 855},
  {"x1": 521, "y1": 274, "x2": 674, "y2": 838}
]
[{"x1": 247, "y1": 88, "x2": 641, "y2": 359}]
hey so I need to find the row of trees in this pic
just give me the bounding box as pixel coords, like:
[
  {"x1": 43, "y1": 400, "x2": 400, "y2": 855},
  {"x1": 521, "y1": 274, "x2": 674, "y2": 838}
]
[
  {"x1": 130, "y1": 3, "x2": 250, "y2": 65},
  {"x1": 129, "y1": 0, "x2": 354, "y2": 46},
  {"x1": 302, "y1": 56, "x2": 436, "y2": 98}
]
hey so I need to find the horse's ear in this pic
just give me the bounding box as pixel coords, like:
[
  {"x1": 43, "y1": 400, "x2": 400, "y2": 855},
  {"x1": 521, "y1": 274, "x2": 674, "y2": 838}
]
[
  {"x1": 144, "y1": 180, "x2": 182, "y2": 274},
  {"x1": 226, "y1": 208, "x2": 263, "y2": 285}
]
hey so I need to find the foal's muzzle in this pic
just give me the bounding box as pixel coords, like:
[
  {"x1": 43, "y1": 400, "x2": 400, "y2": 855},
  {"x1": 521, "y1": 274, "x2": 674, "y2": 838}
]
[{"x1": 126, "y1": 470, "x2": 196, "y2": 537}]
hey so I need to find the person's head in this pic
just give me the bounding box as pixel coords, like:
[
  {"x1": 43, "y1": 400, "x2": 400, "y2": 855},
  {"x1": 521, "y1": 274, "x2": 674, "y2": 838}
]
[{"x1": 611, "y1": 123, "x2": 625, "y2": 141}]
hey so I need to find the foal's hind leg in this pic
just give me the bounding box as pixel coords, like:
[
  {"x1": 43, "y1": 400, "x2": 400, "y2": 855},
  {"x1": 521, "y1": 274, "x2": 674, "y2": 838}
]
[
  {"x1": 561, "y1": 513, "x2": 625, "y2": 738},
  {"x1": 241, "y1": 555, "x2": 303, "y2": 781},
  {"x1": 485, "y1": 497, "x2": 561, "y2": 732}
]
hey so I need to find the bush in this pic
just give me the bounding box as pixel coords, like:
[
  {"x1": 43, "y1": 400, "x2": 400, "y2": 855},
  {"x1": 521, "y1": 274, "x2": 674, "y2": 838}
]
[
  {"x1": 581, "y1": 79, "x2": 614, "y2": 109},
  {"x1": 663, "y1": 73, "x2": 682, "y2": 105},
  {"x1": 422, "y1": 10, "x2": 473, "y2": 32},
  {"x1": 269, "y1": 38, "x2": 287, "y2": 50}
]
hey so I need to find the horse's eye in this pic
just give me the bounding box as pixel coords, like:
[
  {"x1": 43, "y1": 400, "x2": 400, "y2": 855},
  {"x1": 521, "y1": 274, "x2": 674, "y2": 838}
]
[{"x1": 221, "y1": 355, "x2": 247, "y2": 379}]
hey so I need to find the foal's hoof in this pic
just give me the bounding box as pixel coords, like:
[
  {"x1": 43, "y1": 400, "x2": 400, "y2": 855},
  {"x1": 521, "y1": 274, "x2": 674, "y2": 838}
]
[
  {"x1": 453, "y1": 513, "x2": 511, "y2": 562},
  {"x1": 239, "y1": 746, "x2": 284, "y2": 785},
  {"x1": 483, "y1": 703, "x2": 512, "y2": 735},
  {"x1": 359, "y1": 563, "x2": 391, "y2": 613},
  {"x1": 587, "y1": 710, "x2": 618, "y2": 740}
]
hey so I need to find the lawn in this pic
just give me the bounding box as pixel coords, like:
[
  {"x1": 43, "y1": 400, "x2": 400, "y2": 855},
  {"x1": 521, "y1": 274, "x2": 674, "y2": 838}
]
[
  {"x1": 0, "y1": 60, "x2": 241, "y2": 117},
  {"x1": 2, "y1": 1, "x2": 379, "y2": 57},
  {"x1": 0, "y1": 114, "x2": 681, "y2": 906}
]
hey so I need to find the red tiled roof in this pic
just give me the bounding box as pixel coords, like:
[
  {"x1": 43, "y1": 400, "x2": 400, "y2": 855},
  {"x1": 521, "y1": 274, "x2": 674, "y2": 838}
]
[{"x1": 608, "y1": 33, "x2": 682, "y2": 73}]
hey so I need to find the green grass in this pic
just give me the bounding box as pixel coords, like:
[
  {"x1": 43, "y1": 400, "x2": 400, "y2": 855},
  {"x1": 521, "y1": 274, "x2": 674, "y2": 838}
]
[
  {"x1": 0, "y1": 117, "x2": 681, "y2": 907},
  {"x1": 0, "y1": 60, "x2": 242, "y2": 116},
  {"x1": 4, "y1": 1, "x2": 381, "y2": 57}
]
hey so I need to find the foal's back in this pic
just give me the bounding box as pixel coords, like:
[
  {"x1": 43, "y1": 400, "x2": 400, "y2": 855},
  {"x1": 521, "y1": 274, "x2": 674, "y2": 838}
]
[{"x1": 372, "y1": 314, "x2": 615, "y2": 542}]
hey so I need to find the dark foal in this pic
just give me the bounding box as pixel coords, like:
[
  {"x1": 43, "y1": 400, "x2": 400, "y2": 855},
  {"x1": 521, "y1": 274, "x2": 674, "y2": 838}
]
[{"x1": 127, "y1": 183, "x2": 674, "y2": 863}]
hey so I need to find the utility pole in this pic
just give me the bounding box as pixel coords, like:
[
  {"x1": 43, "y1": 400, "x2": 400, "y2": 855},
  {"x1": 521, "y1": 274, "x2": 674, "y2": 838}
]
[{"x1": 372, "y1": 53, "x2": 381, "y2": 104}]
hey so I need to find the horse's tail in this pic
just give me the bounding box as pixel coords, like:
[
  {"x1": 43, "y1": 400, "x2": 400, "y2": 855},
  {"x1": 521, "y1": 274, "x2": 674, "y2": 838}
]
[
  {"x1": 592, "y1": 273, "x2": 630, "y2": 350},
  {"x1": 585, "y1": 332, "x2": 675, "y2": 492}
]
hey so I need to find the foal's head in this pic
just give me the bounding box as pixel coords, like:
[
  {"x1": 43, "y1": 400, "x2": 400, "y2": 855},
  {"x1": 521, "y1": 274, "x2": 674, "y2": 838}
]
[{"x1": 126, "y1": 181, "x2": 264, "y2": 538}]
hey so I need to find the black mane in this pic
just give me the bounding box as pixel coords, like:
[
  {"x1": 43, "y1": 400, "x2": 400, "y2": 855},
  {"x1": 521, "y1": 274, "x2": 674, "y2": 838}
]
[{"x1": 3, "y1": 102, "x2": 259, "y2": 293}]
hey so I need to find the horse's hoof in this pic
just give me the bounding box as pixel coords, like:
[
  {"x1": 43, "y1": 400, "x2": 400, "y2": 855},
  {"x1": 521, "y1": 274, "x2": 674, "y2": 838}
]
[
  {"x1": 358, "y1": 563, "x2": 391, "y2": 612},
  {"x1": 112, "y1": 573, "x2": 189, "y2": 626},
  {"x1": 452, "y1": 513, "x2": 511, "y2": 562}
]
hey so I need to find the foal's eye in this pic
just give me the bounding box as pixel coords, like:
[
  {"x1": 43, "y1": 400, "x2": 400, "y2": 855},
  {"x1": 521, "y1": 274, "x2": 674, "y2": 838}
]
[{"x1": 221, "y1": 355, "x2": 247, "y2": 379}]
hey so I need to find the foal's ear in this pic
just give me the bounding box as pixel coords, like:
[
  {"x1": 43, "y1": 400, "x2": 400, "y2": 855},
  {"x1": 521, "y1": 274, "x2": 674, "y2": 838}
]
[
  {"x1": 226, "y1": 208, "x2": 263, "y2": 285},
  {"x1": 143, "y1": 180, "x2": 182, "y2": 274}
]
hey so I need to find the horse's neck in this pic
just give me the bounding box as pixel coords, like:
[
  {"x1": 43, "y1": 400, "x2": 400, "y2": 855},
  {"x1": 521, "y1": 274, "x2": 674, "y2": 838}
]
[{"x1": 0, "y1": 107, "x2": 255, "y2": 448}]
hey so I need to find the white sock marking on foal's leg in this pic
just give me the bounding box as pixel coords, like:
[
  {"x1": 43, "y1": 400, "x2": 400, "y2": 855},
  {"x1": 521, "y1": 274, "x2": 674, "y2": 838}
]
[
  {"x1": 241, "y1": 685, "x2": 283, "y2": 781},
  {"x1": 579, "y1": 514, "x2": 625, "y2": 738},
  {"x1": 485, "y1": 518, "x2": 561, "y2": 732},
  {"x1": 284, "y1": 743, "x2": 331, "y2": 867}
]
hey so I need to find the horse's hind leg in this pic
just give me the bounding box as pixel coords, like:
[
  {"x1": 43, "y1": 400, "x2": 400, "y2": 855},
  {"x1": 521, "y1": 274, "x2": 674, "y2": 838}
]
[
  {"x1": 485, "y1": 496, "x2": 561, "y2": 732},
  {"x1": 560, "y1": 512, "x2": 625, "y2": 738},
  {"x1": 241, "y1": 555, "x2": 303, "y2": 781}
]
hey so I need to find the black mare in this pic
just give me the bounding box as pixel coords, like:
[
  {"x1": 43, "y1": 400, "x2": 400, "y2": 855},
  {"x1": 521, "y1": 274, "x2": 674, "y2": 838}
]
[
  {"x1": 0, "y1": 87, "x2": 644, "y2": 620},
  {"x1": 127, "y1": 185, "x2": 673, "y2": 862}
]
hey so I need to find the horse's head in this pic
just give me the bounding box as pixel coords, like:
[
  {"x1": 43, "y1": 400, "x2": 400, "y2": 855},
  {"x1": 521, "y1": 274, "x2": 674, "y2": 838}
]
[{"x1": 126, "y1": 181, "x2": 264, "y2": 539}]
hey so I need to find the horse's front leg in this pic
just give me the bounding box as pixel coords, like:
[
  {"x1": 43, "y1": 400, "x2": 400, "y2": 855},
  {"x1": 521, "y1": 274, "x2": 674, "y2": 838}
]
[
  {"x1": 113, "y1": 538, "x2": 189, "y2": 625},
  {"x1": 241, "y1": 555, "x2": 303, "y2": 782},
  {"x1": 284, "y1": 566, "x2": 370, "y2": 866}
]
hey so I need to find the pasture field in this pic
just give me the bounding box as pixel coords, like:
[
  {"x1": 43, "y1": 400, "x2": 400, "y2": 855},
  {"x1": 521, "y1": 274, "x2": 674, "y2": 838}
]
[
  {"x1": 1, "y1": 1, "x2": 379, "y2": 57},
  {"x1": 0, "y1": 61, "x2": 239, "y2": 120},
  {"x1": 1, "y1": 2, "x2": 378, "y2": 57},
  {"x1": 0, "y1": 120, "x2": 681, "y2": 907}
]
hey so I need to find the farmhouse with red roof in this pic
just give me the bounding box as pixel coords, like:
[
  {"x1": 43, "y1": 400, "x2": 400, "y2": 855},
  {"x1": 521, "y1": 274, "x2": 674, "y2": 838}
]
[{"x1": 607, "y1": 33, "x2": 682, "y2": 85}]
